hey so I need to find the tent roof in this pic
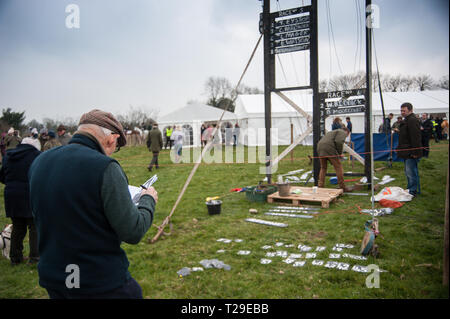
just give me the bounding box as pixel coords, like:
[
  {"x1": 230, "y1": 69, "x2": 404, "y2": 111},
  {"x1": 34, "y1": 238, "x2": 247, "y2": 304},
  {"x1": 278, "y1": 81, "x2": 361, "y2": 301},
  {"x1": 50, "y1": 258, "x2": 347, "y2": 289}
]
[
  {"x1": 158, "y1": 103, "x2": 238, "y2": 124},
  {"x1": 374, "y1": 90, "x2": 449, "y2": 113},
  {"x1": 235, "y1": 90, "x2": 449, "y2": 118}
]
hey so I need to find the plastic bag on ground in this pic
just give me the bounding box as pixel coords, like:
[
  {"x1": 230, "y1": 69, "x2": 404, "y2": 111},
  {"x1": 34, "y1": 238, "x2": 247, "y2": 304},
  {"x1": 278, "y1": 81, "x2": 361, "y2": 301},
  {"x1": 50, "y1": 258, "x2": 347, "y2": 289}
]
[{"x1": 372, "y1": 186, "x2": 413, "y2": 202}]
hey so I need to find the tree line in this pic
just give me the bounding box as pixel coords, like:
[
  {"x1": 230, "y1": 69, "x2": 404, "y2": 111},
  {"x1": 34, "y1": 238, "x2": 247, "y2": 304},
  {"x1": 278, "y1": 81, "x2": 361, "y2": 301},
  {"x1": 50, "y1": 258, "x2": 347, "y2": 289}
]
[
  {"x1": 320, "y1": 72, "x2": 448, "y2": 92},
  {"x1": 2, "y1": 73, "x2": 447, "y2": 135},
  {"x1": 204, "y1": 73, "x2": 448, "y2": 112},
  {"x1": 203, "y1": 76, "x2": 263, "y2": 112},
  {"x1": 0, "y1": 106, "x2": 159, "y2": 136}
]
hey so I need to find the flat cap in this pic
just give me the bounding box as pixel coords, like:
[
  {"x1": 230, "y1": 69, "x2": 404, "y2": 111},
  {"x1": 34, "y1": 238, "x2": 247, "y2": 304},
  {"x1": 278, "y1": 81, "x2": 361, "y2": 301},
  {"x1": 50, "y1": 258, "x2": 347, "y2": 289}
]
[
  {"x1": 79, "y1": 109, "x2": 126, "y2": 147},
  {"x1": 48, "y1": 129, "x2": 56, "y2": 138}
]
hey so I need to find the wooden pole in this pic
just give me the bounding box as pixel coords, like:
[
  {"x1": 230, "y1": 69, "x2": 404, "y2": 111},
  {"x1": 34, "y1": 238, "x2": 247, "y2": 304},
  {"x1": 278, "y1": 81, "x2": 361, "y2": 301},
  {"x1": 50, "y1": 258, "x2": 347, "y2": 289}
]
[
  {"x1": 311, "y1": 0, "x2": 320, "y2": 186},
  {"x1": 273, "y1": 126, "x2": 313, "y2": 167},
  {"x1": 365, "y1": 0, "x2": 373, "y2": 187},
  {"x1": 290, "y1": 123, "x2": 294, "y2": 163},
  {"x1": 263, "y1": 0, "x2": 274, "y2": 184},
  {"x1": 444, "y1": 167, "x2": 449, "y2": 285}
]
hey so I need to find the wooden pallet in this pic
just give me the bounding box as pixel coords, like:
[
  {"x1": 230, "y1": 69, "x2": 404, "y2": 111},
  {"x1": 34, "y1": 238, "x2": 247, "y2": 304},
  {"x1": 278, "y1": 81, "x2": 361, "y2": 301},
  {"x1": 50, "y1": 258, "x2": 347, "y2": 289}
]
[{"x1": 267, "y1": 186, "x2": 343, "y2": 208}]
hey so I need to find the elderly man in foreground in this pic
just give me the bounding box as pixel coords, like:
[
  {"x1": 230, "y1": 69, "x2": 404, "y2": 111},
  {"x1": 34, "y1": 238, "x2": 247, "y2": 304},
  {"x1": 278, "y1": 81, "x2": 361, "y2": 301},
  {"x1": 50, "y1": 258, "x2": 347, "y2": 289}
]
[{"x1": 29, "y1": 109, "x2": 158, "y2": 299}]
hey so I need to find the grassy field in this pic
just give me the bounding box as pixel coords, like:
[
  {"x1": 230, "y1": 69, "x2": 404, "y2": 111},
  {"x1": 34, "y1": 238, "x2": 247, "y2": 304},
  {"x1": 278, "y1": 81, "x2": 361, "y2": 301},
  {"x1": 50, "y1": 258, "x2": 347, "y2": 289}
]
[{"x1": 0, "y1": 141, "x2": 448, "y2": 299}]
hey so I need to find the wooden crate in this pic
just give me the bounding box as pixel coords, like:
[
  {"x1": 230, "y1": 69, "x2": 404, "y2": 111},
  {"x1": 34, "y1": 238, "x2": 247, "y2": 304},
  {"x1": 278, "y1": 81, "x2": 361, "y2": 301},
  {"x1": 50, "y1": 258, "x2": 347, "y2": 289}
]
[{"x1": 267, "y1": 186, "x2": 343, "y2": 208}]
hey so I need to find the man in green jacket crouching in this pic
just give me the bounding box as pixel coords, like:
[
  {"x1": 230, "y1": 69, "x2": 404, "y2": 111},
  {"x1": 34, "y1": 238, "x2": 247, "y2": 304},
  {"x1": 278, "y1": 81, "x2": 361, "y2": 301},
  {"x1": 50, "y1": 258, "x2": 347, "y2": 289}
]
[{"x1": 317, "y1": 127, "x2": 353, "y2": 192}]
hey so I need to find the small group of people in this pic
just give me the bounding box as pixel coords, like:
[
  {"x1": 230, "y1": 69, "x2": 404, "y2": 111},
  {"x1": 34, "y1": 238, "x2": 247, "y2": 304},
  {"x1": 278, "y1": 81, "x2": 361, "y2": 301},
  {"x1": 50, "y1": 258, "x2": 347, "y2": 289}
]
[
  {"x1": 0, "y1": 125, "x2": 72, "y2": 162},
  {"x1": 146, "y1": 122, "x2": 242, "y2": 170},
  {"x1": 38, "y1": 125, "x2": 72, "y2": 151},
  {"x1": 200, "y1": 123, "x2": 240, "y2": 147},
  {"x1": 318, "y1": 102, "x2": 428, "y2": 197},
  {"x1": 200, "y1": 124, "x2": 218, "y2": 148},
  {"x1": 331, "y1": 117, "x2": 353, "y2": 133},
  {"x1": 0, "y1": 124, "x2": 76, "y2": 268},
  {"x1": 1, "y1": 110, "x2": 158, "y2": 299},
  {"x1": 147, "y1": 124, "x2": 185, "y2": 170},
  {"x1": 420, "y1": 114, "x2": 449, "y2": 157},
  {"x1": 0, "y1": 101, "x2": 444, "y2": 299},
  {"x1": 421, "y1": 115, "x2": 448, "y2": 143}
]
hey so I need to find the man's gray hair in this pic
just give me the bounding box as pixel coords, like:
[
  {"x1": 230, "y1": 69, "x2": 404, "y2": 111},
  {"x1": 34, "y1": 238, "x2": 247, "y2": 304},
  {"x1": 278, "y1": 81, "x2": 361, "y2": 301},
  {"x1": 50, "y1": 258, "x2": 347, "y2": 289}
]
[{"x1": 78, "y1": 124, "x2": 112, "y2": 138}]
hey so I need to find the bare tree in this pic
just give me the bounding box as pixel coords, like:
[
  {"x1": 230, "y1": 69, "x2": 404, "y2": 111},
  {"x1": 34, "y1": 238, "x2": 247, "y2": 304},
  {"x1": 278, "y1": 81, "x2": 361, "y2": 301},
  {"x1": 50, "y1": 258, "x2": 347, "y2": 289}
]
[
  {"x1": 26, "y1": 119, "x2": 44, "y2": 131},
  {"x1": 204, "y1": 76, "x2": 262, "y2": 112},
  {"x1": 237, "y1": 84, "x2": 263, "y2": 95},
  {"x1": 328, "y1": 73, "x2": 364, "y2": 91},
  {"x1": 400, "y1": 76, "x2": 416, "y2": 92},
  {"x1": 319, "y1": 79, "x2": 328, "y2": 92},
  {"x1": 382, "y1": 74, "x2": 403, "y2": 92},
  {"x1": 204, "y1": 76, "x2": 233, "y2": 107},
  {"x1": 437, "y1": 75, "x2": 449, "y2": 90},
  {"x1": 42, "y1": 118, "x2": 58, "y2": 131},
  {"x1": 116, "y1": 105, "x2": 159, "y2": 130},
  {"x1": 414, "y1": 74, "x2": 434, "y2": 91},
  {"x1": 41, "y1": 116, "x2": 78, "y2": 133}
]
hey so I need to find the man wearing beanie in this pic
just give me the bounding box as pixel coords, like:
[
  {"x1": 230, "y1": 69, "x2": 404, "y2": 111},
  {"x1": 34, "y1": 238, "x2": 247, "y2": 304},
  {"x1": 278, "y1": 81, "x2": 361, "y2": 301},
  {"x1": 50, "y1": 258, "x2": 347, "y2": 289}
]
[
  {"x1": 56, "y1": 124, "x2": 71, "y2": 146},
  {"x1": 42, "y1": 130, "x2": 61, "y2": 151},
  {"x1": 5, "y1": 127, "x2": 22, "y2": 150},
  {"x1": 29, "y1": 109, "x2": 158, "y2": 299}
]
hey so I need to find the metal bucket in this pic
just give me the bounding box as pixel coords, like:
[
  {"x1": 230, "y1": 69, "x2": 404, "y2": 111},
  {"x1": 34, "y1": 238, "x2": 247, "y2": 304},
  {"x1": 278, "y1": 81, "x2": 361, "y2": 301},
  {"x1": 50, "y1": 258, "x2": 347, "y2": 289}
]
[{"x1": 277, "y1": 183, "x2": 291, "y2": 197}]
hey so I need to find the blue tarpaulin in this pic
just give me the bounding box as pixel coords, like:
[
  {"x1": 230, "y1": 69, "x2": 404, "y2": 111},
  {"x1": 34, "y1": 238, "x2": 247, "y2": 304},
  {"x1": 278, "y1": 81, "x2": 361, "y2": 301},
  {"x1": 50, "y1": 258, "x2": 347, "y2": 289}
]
[{"x1": 351, "y1": 133, "x2": 401, "y2": 162}]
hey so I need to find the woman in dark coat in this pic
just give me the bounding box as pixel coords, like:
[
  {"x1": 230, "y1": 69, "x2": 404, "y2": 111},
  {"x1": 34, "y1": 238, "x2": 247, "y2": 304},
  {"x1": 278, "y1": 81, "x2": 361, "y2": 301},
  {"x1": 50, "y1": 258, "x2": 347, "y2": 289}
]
[{"x1": 0, "y1": 137, "x2": 41, "y2": 265}]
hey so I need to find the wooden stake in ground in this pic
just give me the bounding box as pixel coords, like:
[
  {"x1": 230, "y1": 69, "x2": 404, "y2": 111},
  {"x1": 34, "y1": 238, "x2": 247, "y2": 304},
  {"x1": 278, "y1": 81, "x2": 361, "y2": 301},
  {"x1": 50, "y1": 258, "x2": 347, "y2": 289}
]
[{"x1": 444, "y1": 167, "x2": 449, "y2": 286}]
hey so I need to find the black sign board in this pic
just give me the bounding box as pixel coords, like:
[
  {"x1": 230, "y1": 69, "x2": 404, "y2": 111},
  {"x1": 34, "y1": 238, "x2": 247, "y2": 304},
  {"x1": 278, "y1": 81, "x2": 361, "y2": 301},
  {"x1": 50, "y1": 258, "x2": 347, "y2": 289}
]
[
  {"x1": 318, "y1": 88, "x2": 367, "y2": 137},
  {"x1": 324, "y1": 106, "x2": 366, "y2": 116},
  {"x1": 319, "y1": 88, "x2": 366, "y2": 100},
  {"x1": 324, "y1": 98, "x2": 365, "y2": 108},
  {"x1": 272, "y1": 22, "x2": 310, "y2": 34},
  {"x1": 270, "y1": 6, "x2": 311, "y2": 19},
  {"x1": 272, "y1": 15, "x2": 310, "y2": 28},
  {"x1": 271, "y1": 43, "x2": 310, "y2": 55},
  {"x1": 271, "y1": 35, "x2": 310, "y2": 48},
  {"x1": 270, "y1": 29, "x2": 310, "y2": 41},
  {"x1": 269, "y1": 6, "x2": 311, "y2": 56}
]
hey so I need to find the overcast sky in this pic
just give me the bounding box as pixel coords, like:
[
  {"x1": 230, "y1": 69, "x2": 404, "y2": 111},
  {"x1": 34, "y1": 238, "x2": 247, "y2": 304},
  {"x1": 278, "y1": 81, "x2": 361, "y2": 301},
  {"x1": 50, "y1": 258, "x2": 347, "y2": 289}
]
[{"x1": 0, "y1": 0, "x2": 448, "y2": 124}]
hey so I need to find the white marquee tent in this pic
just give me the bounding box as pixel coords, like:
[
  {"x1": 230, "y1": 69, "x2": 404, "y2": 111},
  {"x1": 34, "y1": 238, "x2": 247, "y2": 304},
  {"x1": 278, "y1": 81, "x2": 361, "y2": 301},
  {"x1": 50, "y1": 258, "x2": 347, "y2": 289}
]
[
  {"x1": 157, "y1": 91, "x2": 448, "y2": 148},
  {"x1": 234, "y1": 90, "x2": 449, "y2": 146},
  {"x1": 158, "y1": 102, "x2": 238, "y2": 147}
]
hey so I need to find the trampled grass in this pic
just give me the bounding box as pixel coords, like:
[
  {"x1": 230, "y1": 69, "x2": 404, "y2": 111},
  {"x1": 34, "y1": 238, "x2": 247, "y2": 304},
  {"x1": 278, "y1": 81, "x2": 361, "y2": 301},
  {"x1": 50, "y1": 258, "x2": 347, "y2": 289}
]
[{"x1": 0, "y1": 141, "x2": 448, "y2": 299}]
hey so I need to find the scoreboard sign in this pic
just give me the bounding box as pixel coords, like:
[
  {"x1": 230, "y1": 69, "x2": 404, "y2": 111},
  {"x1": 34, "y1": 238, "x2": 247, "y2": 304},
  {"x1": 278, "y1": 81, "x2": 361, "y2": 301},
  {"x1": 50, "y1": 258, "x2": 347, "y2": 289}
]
[
  {"x1": 318, "y1": 89, "x2": 366, "y2": 137},
  {"x1": 267, "y1": 5, "x2": 312, "y2": 55}
]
